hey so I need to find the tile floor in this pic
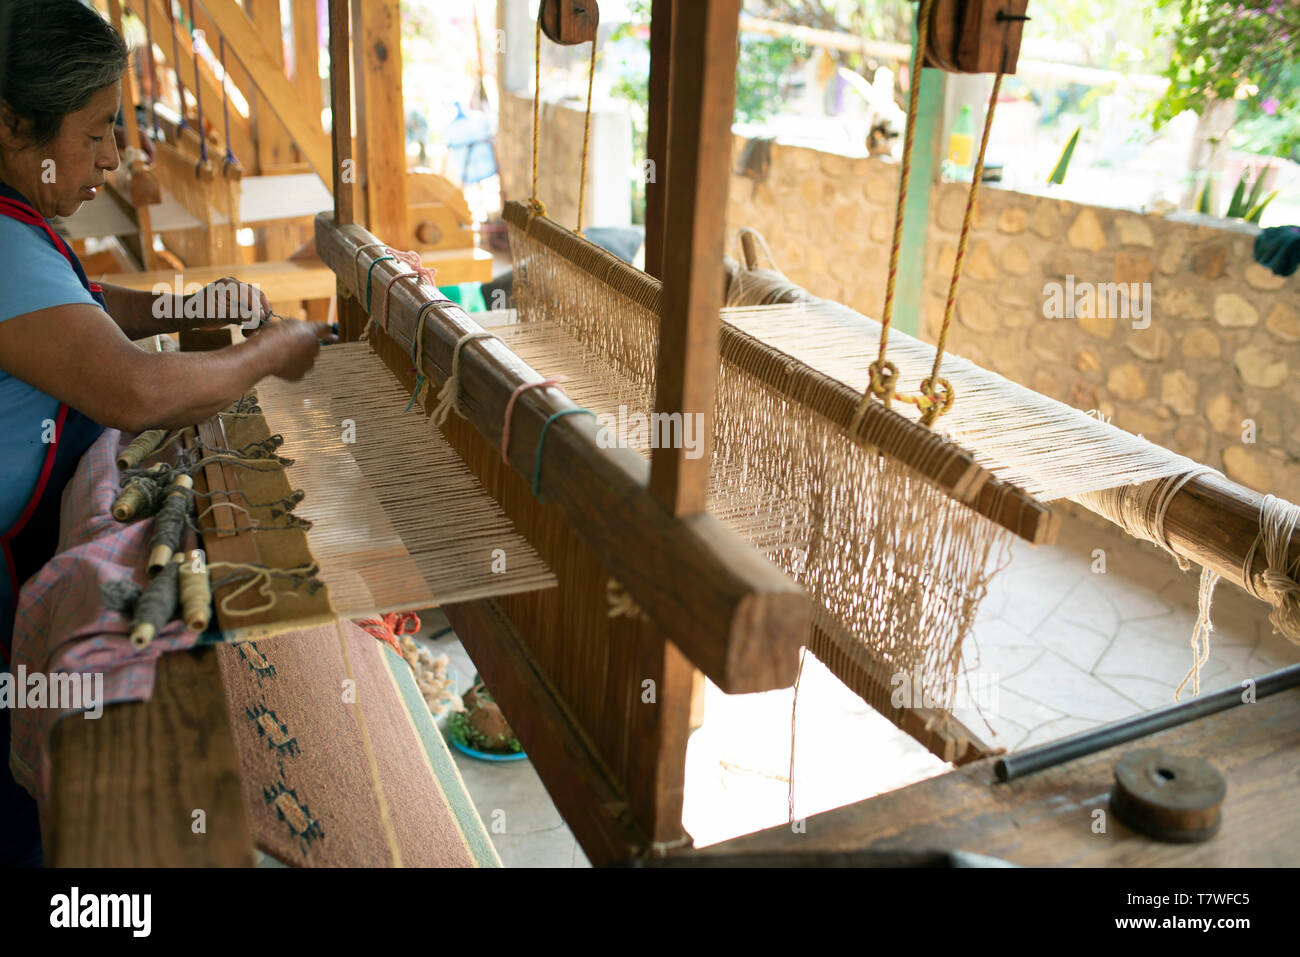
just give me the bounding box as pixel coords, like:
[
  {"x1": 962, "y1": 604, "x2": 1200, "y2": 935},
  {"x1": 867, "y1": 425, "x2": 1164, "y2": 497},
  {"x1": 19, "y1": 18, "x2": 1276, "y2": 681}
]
[{"x1": 413, "y1": 508, "x2": 1300, "y2": 865}]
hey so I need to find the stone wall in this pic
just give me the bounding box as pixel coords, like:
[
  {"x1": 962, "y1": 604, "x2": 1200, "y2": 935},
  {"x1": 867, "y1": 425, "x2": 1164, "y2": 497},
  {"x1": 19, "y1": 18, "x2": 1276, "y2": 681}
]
[
  {"x1": 499, "y1": 92, "x2": 632, "y2": 232},
  {"x1": 726, "y1": 138, "x2": 1300, "y2": 500}
]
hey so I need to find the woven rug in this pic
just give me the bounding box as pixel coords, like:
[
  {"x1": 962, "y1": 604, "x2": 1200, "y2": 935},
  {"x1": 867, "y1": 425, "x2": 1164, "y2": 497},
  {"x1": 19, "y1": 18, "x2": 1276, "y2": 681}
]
[{"x1": 217, "y1": 621, "x2": 499, "y2": 867}]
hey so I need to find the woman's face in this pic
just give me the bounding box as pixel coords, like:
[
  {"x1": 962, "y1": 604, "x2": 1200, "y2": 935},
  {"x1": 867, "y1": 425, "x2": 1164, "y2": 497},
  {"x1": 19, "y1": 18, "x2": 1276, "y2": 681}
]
[{"x1": 2, "y1": 81, "x2": 121, "y2": 219}]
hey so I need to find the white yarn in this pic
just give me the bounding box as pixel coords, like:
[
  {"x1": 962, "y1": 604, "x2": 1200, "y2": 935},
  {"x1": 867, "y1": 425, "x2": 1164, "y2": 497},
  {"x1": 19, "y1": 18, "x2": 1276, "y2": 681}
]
[
  {"x1": 432, "y1": 331, "x2": 496, "y2": 427},
  {"x1": 1244, "y1": 495, "x2": 1300, "y2": 643}
]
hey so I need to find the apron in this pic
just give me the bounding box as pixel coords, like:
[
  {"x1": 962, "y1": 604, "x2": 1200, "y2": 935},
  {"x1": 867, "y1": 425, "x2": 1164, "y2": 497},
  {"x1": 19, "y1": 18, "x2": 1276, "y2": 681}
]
[{"x1": 0, "y1": 184, "x2": 107, "y2": 662}]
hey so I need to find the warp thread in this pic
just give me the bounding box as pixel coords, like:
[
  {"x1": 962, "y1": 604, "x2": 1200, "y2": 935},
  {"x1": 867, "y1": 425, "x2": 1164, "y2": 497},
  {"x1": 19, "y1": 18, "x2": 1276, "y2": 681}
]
[
  {"x1": 432, "y1": 331, "x2": 497, "y2": 427},
  {"x1": 1175, "y1": 567, "x2": 1221, "y2": 700}
]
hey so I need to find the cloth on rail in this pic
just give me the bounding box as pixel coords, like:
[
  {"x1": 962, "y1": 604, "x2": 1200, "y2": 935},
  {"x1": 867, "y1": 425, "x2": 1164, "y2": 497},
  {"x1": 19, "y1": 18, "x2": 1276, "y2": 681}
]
[
  {"x1": 1254, "y1": 225, "x2": 1300, "y2": 278},
  {"x1": 217, "y1": 622, "x2": 499, "y2": 867},
  {"x1": 8, "y1": 428, "x2": 200, "y2": 801}
]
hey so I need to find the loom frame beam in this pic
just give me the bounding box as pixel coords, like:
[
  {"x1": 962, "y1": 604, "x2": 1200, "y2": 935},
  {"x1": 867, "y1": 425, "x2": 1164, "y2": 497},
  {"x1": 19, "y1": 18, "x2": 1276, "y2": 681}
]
[{"x1": 314, "y1": 216, "x2": 809, "y2": 696}]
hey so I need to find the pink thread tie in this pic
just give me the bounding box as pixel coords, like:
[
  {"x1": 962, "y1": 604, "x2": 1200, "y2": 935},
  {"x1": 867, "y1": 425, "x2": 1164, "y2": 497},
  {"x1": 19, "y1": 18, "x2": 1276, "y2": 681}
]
[{"x1": 502, "y1": 377, "x2": 568, "y2": 463}]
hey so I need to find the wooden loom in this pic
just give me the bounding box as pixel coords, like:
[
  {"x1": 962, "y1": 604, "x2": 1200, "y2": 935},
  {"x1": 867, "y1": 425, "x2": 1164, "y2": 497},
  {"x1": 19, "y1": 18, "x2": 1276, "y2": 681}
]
[{"x1": 45, "y1": 0, "x2": 1300, "y2": 866}]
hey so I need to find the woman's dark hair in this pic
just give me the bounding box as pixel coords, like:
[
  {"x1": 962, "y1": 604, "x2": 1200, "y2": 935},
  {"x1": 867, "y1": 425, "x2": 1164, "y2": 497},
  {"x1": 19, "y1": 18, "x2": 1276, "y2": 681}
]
[{"x1": 0, "y1": 0, "x2": 128, "y2": 146}]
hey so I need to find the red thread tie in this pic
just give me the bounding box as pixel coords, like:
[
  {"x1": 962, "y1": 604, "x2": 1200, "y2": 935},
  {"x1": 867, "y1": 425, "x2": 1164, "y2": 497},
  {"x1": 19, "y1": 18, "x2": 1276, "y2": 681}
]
[
  {"x1": 502, "y1": 377, "x2": 568, "y2": 463},
  {"x1": 378, "y1": 248, "x2": 440, "y2": 332}
]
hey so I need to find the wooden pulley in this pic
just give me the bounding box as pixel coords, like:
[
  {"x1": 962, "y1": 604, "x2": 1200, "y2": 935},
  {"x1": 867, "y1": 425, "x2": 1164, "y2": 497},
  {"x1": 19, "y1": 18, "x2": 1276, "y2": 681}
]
[
  {"x1": 1109, "y1": 748, "x2": 1226, "y2": 844},
  {"x1": 539, "y1": 0, "x2": 599, "y2": 45},
  {"x1": 924, "y1": 0, "x2": 1029, "y2": 75}
]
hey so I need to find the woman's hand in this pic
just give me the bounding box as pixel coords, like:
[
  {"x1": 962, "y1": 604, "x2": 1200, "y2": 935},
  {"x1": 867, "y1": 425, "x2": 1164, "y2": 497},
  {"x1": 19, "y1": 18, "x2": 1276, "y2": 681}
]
[
  {"x1": 186, "y1": 277, "x2": 272, "y2": 330},
  {"x1": 257, "y1": 319, "x2": 338, "y2": 381}
]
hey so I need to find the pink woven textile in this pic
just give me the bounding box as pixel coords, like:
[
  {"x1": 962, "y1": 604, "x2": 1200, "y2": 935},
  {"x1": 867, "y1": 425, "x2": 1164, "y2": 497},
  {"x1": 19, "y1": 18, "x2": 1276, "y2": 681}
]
[{"x1": 8, "y1": 428, "x2": 199, "y2": 800}]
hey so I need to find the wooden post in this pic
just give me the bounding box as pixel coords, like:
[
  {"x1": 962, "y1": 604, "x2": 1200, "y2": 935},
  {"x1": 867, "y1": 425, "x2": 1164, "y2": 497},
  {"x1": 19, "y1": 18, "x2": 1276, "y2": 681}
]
[
  {"x1": 290, "y1": 0, "x2": 324, "y2": 130},
  {"x1": 649, "y1": 0, "x2": 740, "y2": 517},
  {"x1": 643, "y1": 0, "x2": 672, "y2": 280},
  {"x1": 107, "y1": 0, "x2": 157, "y2": 269},
  {"x1": 245, "y1": 0, "x2": 300, "y2": 264},
  {"x1": 328, "y1": 0, "x2": 365, "y2": 340},
  {"x1": 349, "y1": 0, "x2": 410, "y2": 247}
]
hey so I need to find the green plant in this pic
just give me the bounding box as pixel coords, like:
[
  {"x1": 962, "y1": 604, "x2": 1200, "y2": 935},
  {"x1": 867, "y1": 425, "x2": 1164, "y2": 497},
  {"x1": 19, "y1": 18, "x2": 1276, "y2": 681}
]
[{"x1": 1046, "y1": 127, "x2": 1081, "y2": 185}]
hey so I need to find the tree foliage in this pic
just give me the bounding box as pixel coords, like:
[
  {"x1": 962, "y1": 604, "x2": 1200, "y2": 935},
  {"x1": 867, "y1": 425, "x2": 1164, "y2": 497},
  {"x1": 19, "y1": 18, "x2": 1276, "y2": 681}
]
[{"x1": 1149, "y1": 0, "x2": 1300, "y2": 160}]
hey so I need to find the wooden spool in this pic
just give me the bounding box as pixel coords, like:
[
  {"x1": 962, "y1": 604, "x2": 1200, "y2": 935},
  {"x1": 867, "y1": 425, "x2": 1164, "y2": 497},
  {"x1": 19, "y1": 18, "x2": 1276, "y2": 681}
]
[
  {"x1": 1110, "y1": 748, "x2": 1226, "y2": 843},
  {"x1": 539, "y1": 0, "x2": 599, "y2": 45},
  {"x1": 925, "y1": 0, "x2": 1029, "y2": 75}
]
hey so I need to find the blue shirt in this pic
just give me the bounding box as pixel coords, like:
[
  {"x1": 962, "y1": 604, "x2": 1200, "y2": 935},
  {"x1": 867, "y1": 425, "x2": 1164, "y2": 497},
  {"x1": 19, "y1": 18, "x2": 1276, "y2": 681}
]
[{"x1": 0, "y1": 214, "x2": 101, "y2": 629}]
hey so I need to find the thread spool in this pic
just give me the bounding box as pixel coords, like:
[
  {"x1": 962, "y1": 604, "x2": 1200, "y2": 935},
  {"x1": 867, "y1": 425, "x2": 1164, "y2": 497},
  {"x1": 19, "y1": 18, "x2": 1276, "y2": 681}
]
[
  {"x1": 130, "y1": 557, "x2": 179, "y2": 649},
  {"x1": 117, "y1": 429, "x2": 168, "y2": 470},
  {"x1": 112, "y1": 463, "x2": 169, "y2": 521},
  {"x1": 147, "y1": 473, "x2": 194, "y2": 573},
  {"x1": 177, "y1": 550, "x2": 212, "y2": 633}
]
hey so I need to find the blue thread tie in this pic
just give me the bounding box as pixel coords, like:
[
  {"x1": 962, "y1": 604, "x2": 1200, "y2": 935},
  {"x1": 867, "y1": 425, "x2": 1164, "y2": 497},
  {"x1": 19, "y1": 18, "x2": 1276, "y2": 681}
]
[
  {"x1": 532, "y1": 408, "x2": 596, "y2": 500},
  {"x1": 365, "y1": 255, "x2": 396, "y2": 312}
]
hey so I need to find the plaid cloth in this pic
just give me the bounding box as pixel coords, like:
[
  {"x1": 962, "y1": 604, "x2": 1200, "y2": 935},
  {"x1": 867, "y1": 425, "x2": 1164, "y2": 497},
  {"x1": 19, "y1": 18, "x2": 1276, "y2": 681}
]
[{"x1": 8, "y1": 429, "x2": 199, "y2": 801}]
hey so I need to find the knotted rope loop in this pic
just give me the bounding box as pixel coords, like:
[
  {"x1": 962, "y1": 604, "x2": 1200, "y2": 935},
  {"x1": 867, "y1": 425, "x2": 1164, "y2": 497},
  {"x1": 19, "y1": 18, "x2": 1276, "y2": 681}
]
[
  {"x1": 917, "y1": 376, "x2": 955, "y2": 426},
  {"x1": 432, "y1": 331, "x2": 497, "y2": 427}
]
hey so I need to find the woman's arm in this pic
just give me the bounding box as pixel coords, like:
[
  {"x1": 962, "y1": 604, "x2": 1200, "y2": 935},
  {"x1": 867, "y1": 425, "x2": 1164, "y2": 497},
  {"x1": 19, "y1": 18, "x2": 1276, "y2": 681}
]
[
  {"x1": 0, "y1": 301, "x2": 332, "y2": 431},
  {"x1": 99, "y1": 277, "x2": 273, "y2": 339}
]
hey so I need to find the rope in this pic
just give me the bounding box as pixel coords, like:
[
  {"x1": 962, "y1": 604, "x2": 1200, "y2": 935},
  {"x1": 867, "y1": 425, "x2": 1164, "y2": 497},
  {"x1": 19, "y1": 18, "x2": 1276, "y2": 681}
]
[
  {"x1": 532, "y1": 408, "x2": 595, "y2": 499},
  {"x1": 850, "y1": 0, "x2": 933, "y2": 427},
  {"x1": 143, "y1": 0, "x2": 160, "y2": 138},
  {"x1": 205, "y1": 561, "x2": 318, "y2": 618},
  {"x1": 432, "y1": 331, "x2": 496, "y2": 427},
  {"x1": 529, "y1": 12, "x2": 546, "y2": 215},
  {"x1": 168, "y1": 0, "x2": 188, "y2": 134},
  {"x1": 920, "y1": 72, "x2": 1003, "y2": 426},
  {"x1": 187, "y1": 0, "x2": 207, "y2": 167},
  {"x1": 219, "y1": 35, "x2": 237, "y2": 168},
  {"x1": 502, "y1": 376, "x2": 568, "y2": 462},
  {"x1": 576, "y1": 37, "x2": 598, "y2": 233}
]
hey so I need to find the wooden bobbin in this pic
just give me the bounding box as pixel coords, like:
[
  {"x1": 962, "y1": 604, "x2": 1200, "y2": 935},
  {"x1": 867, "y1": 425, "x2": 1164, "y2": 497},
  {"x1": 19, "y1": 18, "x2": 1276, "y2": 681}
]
[
  {"x1": 117, "y1": 428, "x2": 169, "y2": 470},
  {"x1": 147, "y1": 473, "x2": 194, "y2": 573},
  {"x1": 1109, "y1": 748, "x2": 1226, "y2": 843},
  {"x1": 176, "y1": 550, "x2": 212, "y2": 633},
  {"x1": 112, "y1": 463, "x2": 168, "y2": 521},
  {"x1": 539, "y1": 0, "x2": 599, "y2": 45}
]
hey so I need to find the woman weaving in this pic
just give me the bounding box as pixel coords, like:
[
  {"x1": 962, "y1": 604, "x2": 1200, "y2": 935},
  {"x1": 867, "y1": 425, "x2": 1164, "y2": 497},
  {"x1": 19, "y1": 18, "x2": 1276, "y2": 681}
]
[{"x1": 0, "y1": 0, "x2": 332, "y2": 866}]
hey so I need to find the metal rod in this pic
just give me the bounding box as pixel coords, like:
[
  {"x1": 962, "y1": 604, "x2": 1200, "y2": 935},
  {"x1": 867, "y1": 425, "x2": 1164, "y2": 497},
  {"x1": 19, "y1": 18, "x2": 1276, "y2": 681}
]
[{"x1": 994, "y1": 662, "x2": 1300, "y2": 782}]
